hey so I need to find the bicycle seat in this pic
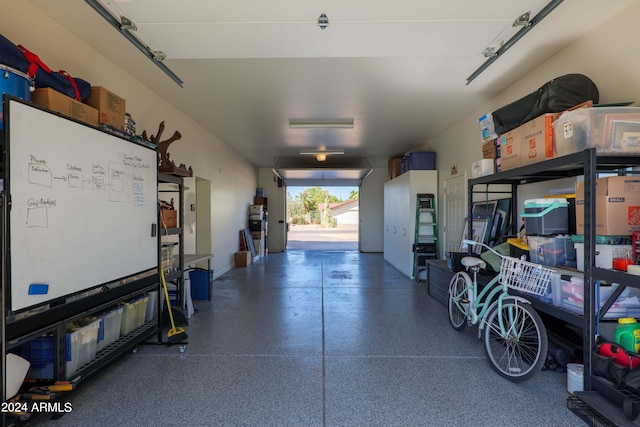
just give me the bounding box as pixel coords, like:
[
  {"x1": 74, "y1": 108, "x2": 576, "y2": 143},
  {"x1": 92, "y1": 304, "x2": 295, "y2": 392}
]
[{"x1": 461, "y1": 256, "x2": 486, "y2": 270}]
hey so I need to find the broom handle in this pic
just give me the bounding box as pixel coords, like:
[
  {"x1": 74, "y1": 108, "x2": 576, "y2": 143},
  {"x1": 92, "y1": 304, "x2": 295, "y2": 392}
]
[{"x1": 160, "y1": 220, "x2": 178, "y2": 330}]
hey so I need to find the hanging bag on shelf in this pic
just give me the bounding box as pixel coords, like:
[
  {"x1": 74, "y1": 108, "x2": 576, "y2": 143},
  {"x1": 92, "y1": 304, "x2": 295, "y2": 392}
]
[
  {"x1": 491, "y1": 74, "x2": 599, "y2": 135},
  {"x1": 17, "y1": 44, "x2": 91, "y2": 101}
]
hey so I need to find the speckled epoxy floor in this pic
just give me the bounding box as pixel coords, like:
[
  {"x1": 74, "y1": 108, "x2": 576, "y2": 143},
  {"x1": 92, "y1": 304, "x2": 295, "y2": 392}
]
[{"x1": 30, "y1": 251, "x2": 585, "y2": 426}]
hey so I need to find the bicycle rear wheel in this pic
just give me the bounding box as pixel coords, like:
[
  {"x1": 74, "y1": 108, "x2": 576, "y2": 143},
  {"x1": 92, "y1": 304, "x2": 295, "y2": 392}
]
[
  {"x1": 482, "y1": 299, "x2": 547, "y2": 382},
  {"x1": 448, "y1": 271, "x2": 471, "y2": 331}
]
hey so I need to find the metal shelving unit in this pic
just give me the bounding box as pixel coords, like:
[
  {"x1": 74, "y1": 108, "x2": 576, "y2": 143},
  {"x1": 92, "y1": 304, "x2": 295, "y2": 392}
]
[{"x1": 468, "y1": 148, "x2": 640, "y2": 424}]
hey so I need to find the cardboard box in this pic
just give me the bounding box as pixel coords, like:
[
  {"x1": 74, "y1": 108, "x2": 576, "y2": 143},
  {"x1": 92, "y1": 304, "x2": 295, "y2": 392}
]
[
  {"x1": 254, "y1": 196, "x2": 268, "y2": 209},
  {"x1": 388, "y1": 157, "x2": 402, "y2": 180},
  {"x1": 251, "y1": 231, "x2": 265, "y2": 240},
  {"x1": 31, "y1": 88, "x2": 99, "y2": 126},
  {"x1": 471, "y1": 159, "x2": 494, "y2": 178},
  {"x1": 85, "y1": 86, "x2": 126, "y2": 130},
  {"x1": 519, "y1": 113, "x2": 559, "y2": 166},
  {"x1": 498, "y1": 127, "x2": 522, "y2": 171},
  {"x1": 575, "y1": 176, "x2": 640, "y2": 235},
  {"x1": 482, "y1": 140, "x2": 497, "y2": 160},
  {"x1": 235, "y1": 251, "x2": 252, "y2": 267},
  {"x1": 160, "y1": 209, "x2": 177, "y2": 228}
]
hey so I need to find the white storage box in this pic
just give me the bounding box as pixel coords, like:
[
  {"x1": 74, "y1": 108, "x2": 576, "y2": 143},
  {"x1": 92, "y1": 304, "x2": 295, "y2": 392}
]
[
  {"x1": 96, "y1": 306, "x2": 124, "y2": 352},
  {"x1": 66, "y1": 318, "x2": 101, "y2": 378},
  {"x1": 574, "y1": 243, "x2": 632, "y2": 271},
  {"x1": 248, "y1": 205, "x2": 263, "y2": 215},
  {"x1": 471, "y1": 159, "x2": 494, "y2": 178}
]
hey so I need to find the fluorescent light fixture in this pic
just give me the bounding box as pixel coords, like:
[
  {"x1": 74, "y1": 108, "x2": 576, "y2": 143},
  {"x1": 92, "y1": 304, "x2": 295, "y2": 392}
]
[
  {"x1": 299, "y1": 150, "x2": 344, "y2": 156},
  {"x1": 289, "y1": 119, "x2": 354, "y2": 129}
]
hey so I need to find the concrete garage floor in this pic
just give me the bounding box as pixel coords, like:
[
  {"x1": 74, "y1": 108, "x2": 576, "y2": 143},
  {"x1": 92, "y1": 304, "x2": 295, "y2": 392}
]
[{"x1": 29, "y1": 249, "x2": 584, "y2": 426}]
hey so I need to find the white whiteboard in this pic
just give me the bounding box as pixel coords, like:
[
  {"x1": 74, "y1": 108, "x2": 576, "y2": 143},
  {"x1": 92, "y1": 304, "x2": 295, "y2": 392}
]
[{"x1": 7, "y1": 99, "x2": 158, "y2": 311}]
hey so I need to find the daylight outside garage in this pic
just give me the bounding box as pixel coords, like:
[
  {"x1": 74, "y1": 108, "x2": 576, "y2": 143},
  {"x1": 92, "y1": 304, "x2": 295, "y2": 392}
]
[{"x1": 286, "y1": 186, "x2": 359, "y2": 251}]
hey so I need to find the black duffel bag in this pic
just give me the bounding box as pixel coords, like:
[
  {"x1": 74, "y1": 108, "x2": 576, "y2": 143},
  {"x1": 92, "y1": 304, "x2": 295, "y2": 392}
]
[{"x1": 492, "y1": 74, "x2": 599, "y2": 135}]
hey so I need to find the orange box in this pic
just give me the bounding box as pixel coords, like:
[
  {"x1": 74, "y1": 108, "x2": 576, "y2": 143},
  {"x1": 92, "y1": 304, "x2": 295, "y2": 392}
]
[
  {"x1": 519, "y1": 113, "x2": 559, "y2": 166},
  {"x1": 160, "y1": 210, "x2": 177, "y2": 228},
  {"x1": 85, "y1": 86, "x2": 126, "y2": 130},
  {"x1": 31, "y1": 88, "x2": 98, "y2": 126}
]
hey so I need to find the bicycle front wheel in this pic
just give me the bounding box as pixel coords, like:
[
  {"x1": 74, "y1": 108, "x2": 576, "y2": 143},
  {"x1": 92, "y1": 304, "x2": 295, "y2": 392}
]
[
  {"x1": 448, "y1": 271, "x2": 471, "y2": 331},
  {"x1": 482, "y1": 299, "x2": 547, "y2": 382}
]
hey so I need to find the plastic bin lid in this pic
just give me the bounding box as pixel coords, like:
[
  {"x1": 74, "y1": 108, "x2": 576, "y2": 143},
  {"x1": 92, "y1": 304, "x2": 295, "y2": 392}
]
[
  {"x1": 570, "y1": 235, "x2": 632, "y2": 245},
  {"x1": 524, "y1": 198, "x2": 568, "y2": 207},
  {"x1": 507, "y1": 237, "x2": 529, "y2": 250}
]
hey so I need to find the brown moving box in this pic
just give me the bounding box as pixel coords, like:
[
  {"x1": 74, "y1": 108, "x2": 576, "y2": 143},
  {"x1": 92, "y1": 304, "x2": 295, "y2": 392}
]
[
  {"x1": 575, "y1": 176, "x2": 640, "y2": 235},
  {"x1": 31, "y1": 88, "x2": 99, "y2": 126},
  {"x1": 388, "y1": 157, "x2": 402, "y2": 180},
  {"x1": 160, "y1": 210, "x2": 177, "y2": 228},
  {"x1": 235, "y1": 251, "x2": 252, "y2": 267},
  {"x1": 85, "y1": 86, "x2": 126, "y2": 130},
  {"x1": 498, "y1": 127, "x2": 522, "y2": 171},
  {"x1": 482, "y1": 140, "x2": 494, "y2": 160},
  {"x1": 519, "y1": 113, "x2": 559, "y2": 166}
]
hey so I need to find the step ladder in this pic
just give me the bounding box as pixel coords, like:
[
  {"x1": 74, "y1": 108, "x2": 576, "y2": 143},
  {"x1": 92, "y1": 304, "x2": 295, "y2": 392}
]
[{"x1": 413, "y1": 193, "x2": 438, "y2": 282}]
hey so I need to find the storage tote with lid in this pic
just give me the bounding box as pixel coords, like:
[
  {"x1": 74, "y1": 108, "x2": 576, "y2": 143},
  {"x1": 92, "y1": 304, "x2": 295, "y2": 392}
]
[{"x1": 521, "y1": 198, "x2": 569, "y2": 235}]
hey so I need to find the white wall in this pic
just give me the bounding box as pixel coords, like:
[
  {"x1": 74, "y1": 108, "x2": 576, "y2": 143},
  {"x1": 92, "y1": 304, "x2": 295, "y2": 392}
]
[
  {"x1": 2, "y1": 2, "x2": 258, "y2": 278},
  {"x1": 422, "y1": 1, "x2": 640, "y2": 229},
  {"x1": 360, "y1": 168, "x2": 386, "y2": 252}
]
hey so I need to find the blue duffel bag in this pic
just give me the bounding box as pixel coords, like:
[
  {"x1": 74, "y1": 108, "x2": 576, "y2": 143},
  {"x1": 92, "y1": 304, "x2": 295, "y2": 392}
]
[
  {"x1": 18, "y1": 44, "x2": 91, "y2": 101},
  {"x1": 0, "y1": 33, "x2": 91, "y2": 101}
]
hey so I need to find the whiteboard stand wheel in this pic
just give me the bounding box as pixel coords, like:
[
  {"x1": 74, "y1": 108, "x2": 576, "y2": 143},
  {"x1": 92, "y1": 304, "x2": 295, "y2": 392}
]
[{"x1": 179, "y1": 345, "x2": 186, "y2": 353}]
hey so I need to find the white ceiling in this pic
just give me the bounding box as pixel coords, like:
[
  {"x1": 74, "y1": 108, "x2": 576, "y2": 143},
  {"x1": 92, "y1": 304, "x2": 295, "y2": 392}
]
[{"x1": 28, "y1": 0, "x2": 635, "y2": 184}]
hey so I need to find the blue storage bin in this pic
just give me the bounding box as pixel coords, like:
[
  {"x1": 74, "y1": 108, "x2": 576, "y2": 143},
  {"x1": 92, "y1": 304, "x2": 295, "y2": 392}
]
[
  {"x1": 189, "y1": 268, "x2": 214, "y2": 300},
  {"x1": 15, "y1": 335, "x2": 55, "y2": 379},
  {"x1": 401, "y1": 151, "x2": 435, "y2": 173}
]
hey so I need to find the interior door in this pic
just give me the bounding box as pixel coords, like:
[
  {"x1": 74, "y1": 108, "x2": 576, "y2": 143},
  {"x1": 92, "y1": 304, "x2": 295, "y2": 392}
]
[{"x1": 444, "y1": 172, "x2": 467, "y2": 255}]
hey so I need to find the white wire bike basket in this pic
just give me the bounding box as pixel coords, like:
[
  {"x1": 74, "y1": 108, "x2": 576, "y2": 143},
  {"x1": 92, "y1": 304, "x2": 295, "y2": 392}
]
[{"x1": 499, "y1": 256, "x2": 553, "y2": 296}]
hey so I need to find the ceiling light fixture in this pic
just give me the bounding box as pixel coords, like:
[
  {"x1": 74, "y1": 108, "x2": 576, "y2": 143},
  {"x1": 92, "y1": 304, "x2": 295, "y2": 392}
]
[
  {"x1": 289, "y1": 119, "x2": 354, "y2": 129},
  {"x1": 466, "y1": 0, "x2": 563, "y2": 85},
  {"x1": 84, "y1": 0, "x2": 183, "y2": 87},
  {"x1": 299, "y1": 150, "x2": 344, "y2": 156},
  {"x1": 318, "y1": 13, "x2": 329, "y2": 30}
]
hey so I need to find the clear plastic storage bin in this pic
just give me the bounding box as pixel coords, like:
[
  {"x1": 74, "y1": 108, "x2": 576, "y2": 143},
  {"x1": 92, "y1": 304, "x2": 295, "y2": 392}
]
[{"x1": 553, "y1": 107, "x2": 640, "y2": 156}]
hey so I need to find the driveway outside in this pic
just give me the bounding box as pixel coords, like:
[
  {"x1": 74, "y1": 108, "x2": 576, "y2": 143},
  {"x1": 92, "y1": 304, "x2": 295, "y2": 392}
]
[{"x1": 286, "y1": 223, "x2": 358, "y2": 251}]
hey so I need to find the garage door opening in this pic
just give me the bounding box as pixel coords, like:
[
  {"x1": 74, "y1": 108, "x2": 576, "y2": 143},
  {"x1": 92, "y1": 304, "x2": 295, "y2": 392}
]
[{"x1": 286, "y1": 186, "x2": 359, "y2": 251}]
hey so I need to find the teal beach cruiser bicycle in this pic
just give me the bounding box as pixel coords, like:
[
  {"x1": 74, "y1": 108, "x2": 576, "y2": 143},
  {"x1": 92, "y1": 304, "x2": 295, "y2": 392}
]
[{"x1": 448, "y1": 240, "x2": 552, "y2": 382}]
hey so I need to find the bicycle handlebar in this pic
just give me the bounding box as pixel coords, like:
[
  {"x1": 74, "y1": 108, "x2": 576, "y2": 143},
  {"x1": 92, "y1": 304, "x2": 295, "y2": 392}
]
[{"x1": 462, "y1": 239, "x2": 505, "y2": 258}]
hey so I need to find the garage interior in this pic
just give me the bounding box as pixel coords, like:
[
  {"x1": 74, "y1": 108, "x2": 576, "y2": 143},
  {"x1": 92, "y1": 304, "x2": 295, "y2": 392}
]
[{"x1": 3, "y1": 0, "x2": 640, "y2": 425}]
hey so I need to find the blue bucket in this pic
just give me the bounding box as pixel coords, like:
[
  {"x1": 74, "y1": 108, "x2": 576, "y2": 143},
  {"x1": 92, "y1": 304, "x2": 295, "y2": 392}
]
[{"x1": 189, "y1": 268, "x2": 213, "y2": 300}]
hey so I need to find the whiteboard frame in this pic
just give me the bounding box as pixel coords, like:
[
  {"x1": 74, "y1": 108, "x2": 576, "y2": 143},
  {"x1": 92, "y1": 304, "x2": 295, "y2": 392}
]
[{"x1": 4, "y1": 97, "x2": 159, "y2": 312}]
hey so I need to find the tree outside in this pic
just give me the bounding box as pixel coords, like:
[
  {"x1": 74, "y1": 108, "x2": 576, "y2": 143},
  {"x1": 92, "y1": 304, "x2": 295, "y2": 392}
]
[{"x1": 287, "y1": 186, "x2": 356, "y2": 226}]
